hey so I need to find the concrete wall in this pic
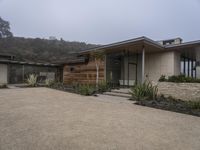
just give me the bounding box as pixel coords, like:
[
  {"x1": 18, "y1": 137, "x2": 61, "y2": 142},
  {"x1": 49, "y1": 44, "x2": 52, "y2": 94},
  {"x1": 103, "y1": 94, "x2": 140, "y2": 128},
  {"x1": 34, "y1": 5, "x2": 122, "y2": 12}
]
[
  {"x1": 0, "y1": 64, "x2": 8, "y2": 84},
  {"x1": 145, "y1": 51, "x2": 181, "y2": 82},
  {"x1": 158, "y1": 82, "x2": 200, "y2": 101},
  {"x1": 105, "y1": 51, "x2": 181, "y2": 84}
]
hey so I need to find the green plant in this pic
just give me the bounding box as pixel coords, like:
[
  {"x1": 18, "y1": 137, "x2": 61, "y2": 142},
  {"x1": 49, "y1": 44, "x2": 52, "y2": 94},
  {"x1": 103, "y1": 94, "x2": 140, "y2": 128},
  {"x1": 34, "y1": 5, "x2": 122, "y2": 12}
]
[
  {"x1": 26, "y1": 74, "x2": 38, "y2": 87},
  {"x1": 130, "y1": 81, "x2": 158, "y2": 101},
  {"x1": 51, "y1": 82, "x2": 64, "y2": 89},
  {"x1": 98, "y1": 80, "x2": 110, "y2": 93},
  {"x1": 187, "y1": 101, "x2": 200, "y2": 110},
  {"x1": 160, "y1": 74, "x2": 200, "y2": 83},
  {"x1": 159, "y1": 75, "x2": 167, "y2": 82},
  {"x1": 0, "y1": 84, "x2": 7, "y2": 88},
  {"x1": 45, "y1": 79, "x2": 55, "y2": 87},
  {"x1": 168, "y1": 75, "x2": 189, "y2": 82},
  {"x1": 76, "y1": 84, "x2": 96, "y2": 96}
]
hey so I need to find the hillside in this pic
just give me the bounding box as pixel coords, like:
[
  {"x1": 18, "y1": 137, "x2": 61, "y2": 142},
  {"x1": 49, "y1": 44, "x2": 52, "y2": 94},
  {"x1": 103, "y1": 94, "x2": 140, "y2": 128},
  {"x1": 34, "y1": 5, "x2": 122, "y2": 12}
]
[{"x1": 0, "y1": 37, "x2": 98, "y2": 64}]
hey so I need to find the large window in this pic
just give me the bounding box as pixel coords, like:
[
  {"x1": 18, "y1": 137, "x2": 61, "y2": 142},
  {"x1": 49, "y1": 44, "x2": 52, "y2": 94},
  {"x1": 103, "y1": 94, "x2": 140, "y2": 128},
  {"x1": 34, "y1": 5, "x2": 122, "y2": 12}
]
[{"x1": 180, "y1": 57, "x2": 196, "y2": 78}]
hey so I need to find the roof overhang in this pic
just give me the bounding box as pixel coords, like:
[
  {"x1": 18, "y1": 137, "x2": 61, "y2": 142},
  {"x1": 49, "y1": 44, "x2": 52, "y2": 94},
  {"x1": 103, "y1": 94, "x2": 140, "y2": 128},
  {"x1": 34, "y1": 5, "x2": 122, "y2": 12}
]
[
  {"x1": 165, "y1": 40, "x2": 200, "y2": 50},
  {"x1": 165, "y1": 40, "x2": 200, "y2": 60},
  {"x1": 79, "y1": 36, "x2": 164, "y2": 55},
  {"x1": 79, "y1": 36, "x2": 200, "y2": 57}
]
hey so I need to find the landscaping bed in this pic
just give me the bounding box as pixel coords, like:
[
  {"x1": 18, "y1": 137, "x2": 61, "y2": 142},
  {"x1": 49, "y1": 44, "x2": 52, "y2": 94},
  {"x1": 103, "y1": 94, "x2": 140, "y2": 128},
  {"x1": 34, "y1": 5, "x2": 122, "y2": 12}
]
[
  {"x1": 135, "y1": 97, "x2": 200, "y2": 117},
  {"x1": 130, "y1": 81, "x2": 200, "y2": 117},
  {"x1": 48, "y1": 82, "x2": 112, "y2": 96}
]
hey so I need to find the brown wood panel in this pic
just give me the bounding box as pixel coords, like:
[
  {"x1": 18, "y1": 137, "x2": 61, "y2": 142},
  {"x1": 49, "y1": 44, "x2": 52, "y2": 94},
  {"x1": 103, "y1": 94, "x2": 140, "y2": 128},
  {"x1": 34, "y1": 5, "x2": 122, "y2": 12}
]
[{"x1": 63, "y1": 60, "x2": 105, "y2": 85}]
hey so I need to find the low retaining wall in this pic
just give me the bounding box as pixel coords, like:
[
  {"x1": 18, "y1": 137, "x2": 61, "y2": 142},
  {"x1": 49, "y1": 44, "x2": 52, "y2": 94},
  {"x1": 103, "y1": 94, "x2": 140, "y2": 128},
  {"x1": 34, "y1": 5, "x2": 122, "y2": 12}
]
[{"x1": 157, "y1": 82, "x2": 200, "y2": 101}]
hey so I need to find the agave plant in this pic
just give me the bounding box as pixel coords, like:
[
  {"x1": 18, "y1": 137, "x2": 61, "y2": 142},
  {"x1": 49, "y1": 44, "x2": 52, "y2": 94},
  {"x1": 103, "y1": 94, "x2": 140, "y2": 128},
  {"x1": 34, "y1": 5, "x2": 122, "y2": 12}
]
[
  {"x1": 130, "y1": 81, "x2": 158, "y2": 101},
  {"x1": 76, "y1": 84, "x2": 96, "y2": 96},
  {"x1": 45, "y1": 79, "x2": 55, "y2": 87},
  {"x1": 26, "y1": 74, "x2": 38, "y2": 87}
]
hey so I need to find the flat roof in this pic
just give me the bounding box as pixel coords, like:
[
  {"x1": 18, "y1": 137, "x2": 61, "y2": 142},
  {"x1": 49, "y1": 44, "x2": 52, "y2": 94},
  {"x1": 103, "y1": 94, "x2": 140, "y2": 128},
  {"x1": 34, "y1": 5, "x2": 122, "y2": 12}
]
[
  {"x1": 79, "y1": 36, "x2": 200, "y2": 54},
  {"x1": 165, "y1": 40, "x2": 200, "y2": 49}
]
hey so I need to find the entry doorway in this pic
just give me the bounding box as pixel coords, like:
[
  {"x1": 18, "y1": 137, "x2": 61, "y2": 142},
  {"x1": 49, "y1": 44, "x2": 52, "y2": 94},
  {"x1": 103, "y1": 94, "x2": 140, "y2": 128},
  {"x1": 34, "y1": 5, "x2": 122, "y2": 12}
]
[{"x1": 128, "y1": 63, "x2": 137, "y2": 86}]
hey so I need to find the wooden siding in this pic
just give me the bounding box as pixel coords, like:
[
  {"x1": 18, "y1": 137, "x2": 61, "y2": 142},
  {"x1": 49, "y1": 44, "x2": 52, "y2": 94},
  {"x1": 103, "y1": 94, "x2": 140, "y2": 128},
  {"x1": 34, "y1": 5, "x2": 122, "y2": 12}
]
[{"x1": 63, "y1": 60, "x2": 105, "y2": 85}]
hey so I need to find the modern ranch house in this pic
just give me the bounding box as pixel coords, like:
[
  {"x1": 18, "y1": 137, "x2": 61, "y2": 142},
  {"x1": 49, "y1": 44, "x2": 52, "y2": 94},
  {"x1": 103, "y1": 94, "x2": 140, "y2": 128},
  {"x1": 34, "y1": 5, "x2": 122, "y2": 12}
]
[
  {"x1": 63, "y1": 36, "x2": 200, "y2": 86},
  {"x1": 1, "y1": 36, "x2": 200, "y2": 86}
]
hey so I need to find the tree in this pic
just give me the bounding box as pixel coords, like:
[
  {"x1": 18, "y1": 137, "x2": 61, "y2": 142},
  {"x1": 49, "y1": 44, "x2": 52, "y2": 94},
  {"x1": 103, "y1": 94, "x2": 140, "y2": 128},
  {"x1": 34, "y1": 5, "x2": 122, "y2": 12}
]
[
  {"x1": 90, "y1": 50, "x2": 105, "y2": 88},
  {"x1": 0, "y1": 17, "x2": 13, "y2": 38}
]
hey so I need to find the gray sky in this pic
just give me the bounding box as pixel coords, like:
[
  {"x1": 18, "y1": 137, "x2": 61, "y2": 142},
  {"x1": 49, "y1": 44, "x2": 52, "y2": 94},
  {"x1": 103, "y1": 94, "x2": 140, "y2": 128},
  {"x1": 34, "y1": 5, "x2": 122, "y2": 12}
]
[{"x1": 0, "y1": 0, "x2": 200, "y2": 44}]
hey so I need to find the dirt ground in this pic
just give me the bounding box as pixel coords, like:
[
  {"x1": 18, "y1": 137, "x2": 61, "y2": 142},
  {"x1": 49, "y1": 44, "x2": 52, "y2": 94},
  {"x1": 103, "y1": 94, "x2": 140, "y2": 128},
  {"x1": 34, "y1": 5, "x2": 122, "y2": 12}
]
[{"x1": 0, "y1": 87, "x2": 200, "y2": 150}]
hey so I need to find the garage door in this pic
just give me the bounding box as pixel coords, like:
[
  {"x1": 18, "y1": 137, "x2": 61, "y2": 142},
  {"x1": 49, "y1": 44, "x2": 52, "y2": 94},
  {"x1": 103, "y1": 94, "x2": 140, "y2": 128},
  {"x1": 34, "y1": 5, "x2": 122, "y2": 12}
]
[{"x1": 0, "y1": 64, "x2": 8, "y2": 84}]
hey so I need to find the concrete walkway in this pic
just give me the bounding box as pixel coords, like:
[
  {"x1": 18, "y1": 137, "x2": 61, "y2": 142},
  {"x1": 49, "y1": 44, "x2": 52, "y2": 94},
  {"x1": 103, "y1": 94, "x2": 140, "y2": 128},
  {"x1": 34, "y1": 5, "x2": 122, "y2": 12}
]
[{"x1": 0, "y1": 88, "x2": 200, "y2": 150}]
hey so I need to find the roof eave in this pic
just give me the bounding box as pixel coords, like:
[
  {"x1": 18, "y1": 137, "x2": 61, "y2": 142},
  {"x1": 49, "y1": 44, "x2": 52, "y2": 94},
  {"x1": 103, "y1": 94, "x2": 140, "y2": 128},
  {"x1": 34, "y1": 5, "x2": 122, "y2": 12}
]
[{"x1": 79, "y1": 36, "x2": 164, "y2": 54}]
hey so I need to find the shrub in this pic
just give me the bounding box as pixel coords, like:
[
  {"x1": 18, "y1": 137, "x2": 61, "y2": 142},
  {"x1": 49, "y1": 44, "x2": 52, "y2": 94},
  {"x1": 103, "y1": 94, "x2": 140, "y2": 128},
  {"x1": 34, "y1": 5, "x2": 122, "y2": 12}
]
[
  {"x1": 168, "y1": 75, "x2": 189, "y2": 82},
  {"x1": 51, "y1": 82, "x2": 64, "y2": 89},
  {"x1": 187, "y1": 101, "x2": 200, "y2": 110},
  {"x1": 76, "y1": 84, "x2": 96, "y2": 96},
  {"x1": 98, "y1": 80, "x2": 110, "y2": 93},
  {"x1": 159, "y1": 74, "x2": 200, "y2": 83},
  {"x1": 130, "y1": 81, "x2": 158, "y2": 101},
  {"x1": 45, "y1": 79, "x2": 55, "y2": 87},
  {"x1": 0, "y1": 84, "x2": 7, "y2": 88},
  {"x1": 159, "y1": 75, "x2": 167, "y2": 82},
  {"x1": 26, "y1": 74, "x2": 38, "y2": 87}
]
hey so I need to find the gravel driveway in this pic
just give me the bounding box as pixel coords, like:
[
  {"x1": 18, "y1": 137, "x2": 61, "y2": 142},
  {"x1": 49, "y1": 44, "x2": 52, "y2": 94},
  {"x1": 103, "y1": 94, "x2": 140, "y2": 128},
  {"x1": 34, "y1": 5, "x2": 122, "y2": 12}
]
[{"x1": 0, "y1": 87, "x2": 200, "y2": 150}]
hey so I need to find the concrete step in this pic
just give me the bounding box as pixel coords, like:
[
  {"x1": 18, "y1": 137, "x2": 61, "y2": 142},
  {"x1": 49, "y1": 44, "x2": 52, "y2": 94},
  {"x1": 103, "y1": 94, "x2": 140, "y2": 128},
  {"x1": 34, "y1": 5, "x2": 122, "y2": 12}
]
[
  {"x1": 111, "y1": 89, "x2": 131, "y2": 94},
  {"x1": 103, "y1": 91, "x2": 131, "y2": 98}
]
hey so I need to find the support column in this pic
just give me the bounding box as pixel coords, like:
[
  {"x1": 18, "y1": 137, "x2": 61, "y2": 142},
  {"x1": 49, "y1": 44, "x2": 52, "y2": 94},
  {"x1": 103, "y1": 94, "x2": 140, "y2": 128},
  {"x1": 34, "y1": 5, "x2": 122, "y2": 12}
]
[
  {"x1": 195, "y1": 59, "x2": 197, "y2": 78},
  {"x1": 183, "y1": 57, "x2": 186, "y2": 75},
  {"x1": 142, "y1": 46, "x2": 145, "y2": 83},
  {"x1": 191, "y1": 59, "x2": 194, "y2": 78},
  {"x1": 127, "y1": 50, "x2": 130, "y2": 87},
  {"x1": 188, "y1": 58, "x2": 190, "y2": 77},
  {"x1": 123, "y1": 50, "x2": 125, "y2": 87}
]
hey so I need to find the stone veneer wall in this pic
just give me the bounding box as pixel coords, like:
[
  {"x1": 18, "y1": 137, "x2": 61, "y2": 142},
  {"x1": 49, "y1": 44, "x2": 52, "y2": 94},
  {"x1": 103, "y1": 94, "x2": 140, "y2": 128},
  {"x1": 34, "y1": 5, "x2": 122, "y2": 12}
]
[{"x1": 157, "y1": 82, "x2": 200, "y2": 101}]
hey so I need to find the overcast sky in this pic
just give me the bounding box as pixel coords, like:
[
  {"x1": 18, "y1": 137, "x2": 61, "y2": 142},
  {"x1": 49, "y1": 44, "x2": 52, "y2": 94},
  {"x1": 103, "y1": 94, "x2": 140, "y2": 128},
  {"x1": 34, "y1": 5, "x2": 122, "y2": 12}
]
[{"x1": 0, "y1": 0, "x2": 200, "y2": 44}]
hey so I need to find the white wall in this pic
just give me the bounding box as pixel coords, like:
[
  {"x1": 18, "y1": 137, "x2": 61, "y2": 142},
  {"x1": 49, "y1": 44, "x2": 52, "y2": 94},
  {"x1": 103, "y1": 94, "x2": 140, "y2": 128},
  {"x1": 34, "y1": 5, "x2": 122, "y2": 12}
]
[
  {"x1": 145, "y1": 51, "x2": 180, "y2": 82},
  {"x1": 105, "y1": 51, "x2": 181, "y2": 83},
  {"x1": 173, "y1": 51, "x2": 181, "y2": 75},
  {"x1": 0, "y1": 64, "x2": 8, "y2": 84}
]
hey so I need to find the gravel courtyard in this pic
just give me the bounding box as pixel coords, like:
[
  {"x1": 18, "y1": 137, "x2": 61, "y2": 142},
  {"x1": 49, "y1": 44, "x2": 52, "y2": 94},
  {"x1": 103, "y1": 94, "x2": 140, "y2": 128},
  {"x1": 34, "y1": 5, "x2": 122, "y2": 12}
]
[{"x1": 0, "y1": 88, "x2": 200, "y2": 150}]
